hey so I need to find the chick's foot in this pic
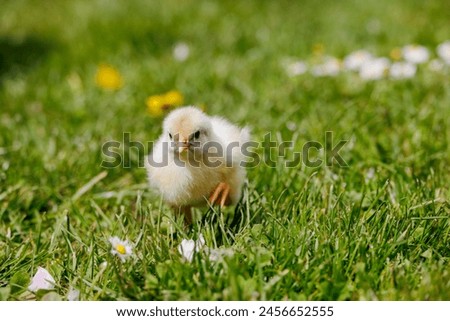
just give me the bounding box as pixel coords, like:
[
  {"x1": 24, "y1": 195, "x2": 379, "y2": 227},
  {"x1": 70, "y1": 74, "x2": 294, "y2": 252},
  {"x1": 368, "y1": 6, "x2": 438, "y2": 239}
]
[{"x1": 209, "y1": 182, "x2": 231, "y2": 207}]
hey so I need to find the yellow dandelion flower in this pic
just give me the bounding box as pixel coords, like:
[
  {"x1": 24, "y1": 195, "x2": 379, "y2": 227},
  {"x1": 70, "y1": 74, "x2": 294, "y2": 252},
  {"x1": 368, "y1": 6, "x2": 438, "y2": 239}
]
[
  {"x1": 390, "y1": 48, "x2": 402, "y2": 61},
  {"x1": 163, "y1": 90, "x2": 184, "y2": 106},
  {"x1": 146, "y1": 95, "x2": 165, "y2": 117},
  {"x1": 146, "y1": 90, "x2": 184, "y2": 117},
  {"x1": 95, "y1": 64, "x2": 123, "y2": 90},
  {"x1": 313, "y1": 43, "x2": 325, "y2": 56}
]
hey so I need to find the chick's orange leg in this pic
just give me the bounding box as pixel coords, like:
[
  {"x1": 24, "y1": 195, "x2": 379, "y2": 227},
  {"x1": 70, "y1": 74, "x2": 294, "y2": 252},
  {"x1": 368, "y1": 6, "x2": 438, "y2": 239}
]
[{"x1": 209, "y1": 182, "x2": 231, "y2": 207}]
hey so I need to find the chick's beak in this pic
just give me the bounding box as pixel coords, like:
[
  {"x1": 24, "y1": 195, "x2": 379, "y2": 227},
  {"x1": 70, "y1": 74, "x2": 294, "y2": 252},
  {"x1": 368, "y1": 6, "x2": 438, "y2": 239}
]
[{"x1": 177, "y1": 140, "x2": 190, "y2": 153}]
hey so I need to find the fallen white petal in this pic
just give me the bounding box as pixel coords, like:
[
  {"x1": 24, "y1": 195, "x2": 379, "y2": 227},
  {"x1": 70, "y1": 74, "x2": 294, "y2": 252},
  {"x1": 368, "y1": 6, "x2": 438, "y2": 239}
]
[
  {"x1": 28, "y1": 267, "x2": 55, "y2": 292},
  {"x1": 178, "y1": 234, "x2": 206, "y2": 263},
  {"x1": 67, "y1": 287, "x2": 80, "y2": 301},
  {"x1": 178, "y1": 239, "x2": 196, "y2": 262},
  {"x1": 196, "y1": 234, "x2": 205, "y2": 250}
]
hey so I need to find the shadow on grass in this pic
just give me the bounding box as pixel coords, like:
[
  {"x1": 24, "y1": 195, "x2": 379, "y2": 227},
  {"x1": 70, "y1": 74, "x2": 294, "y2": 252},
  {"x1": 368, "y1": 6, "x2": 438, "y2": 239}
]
[{"x1": 0, "y1": 35, "x2": 55, "y2": 79}]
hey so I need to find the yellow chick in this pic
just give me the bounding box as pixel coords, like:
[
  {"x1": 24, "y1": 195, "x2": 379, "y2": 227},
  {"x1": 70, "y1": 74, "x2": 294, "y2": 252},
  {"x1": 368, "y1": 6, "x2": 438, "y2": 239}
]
[{"x1": 145, "y1": 106, "x2": 250, "y2": 223}]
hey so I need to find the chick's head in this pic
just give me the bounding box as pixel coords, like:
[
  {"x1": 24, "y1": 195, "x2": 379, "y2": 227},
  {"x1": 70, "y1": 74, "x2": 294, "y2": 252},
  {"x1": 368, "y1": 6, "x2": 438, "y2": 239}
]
[{"x1": 163, "y1": 106, "x2": 212, "y2": 155}]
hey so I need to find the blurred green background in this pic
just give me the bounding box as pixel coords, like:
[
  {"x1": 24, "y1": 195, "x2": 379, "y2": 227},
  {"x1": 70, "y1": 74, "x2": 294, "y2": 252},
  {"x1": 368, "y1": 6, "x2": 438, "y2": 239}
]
[{"x1": 0, "y1": 0, "x2": 449, "y2": 300}]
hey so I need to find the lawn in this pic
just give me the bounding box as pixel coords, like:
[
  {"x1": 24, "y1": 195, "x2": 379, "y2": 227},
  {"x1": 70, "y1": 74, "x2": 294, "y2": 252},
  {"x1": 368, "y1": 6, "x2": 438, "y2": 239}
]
[{"x1": 0, "y1": 0, "x2": 449, "y2": 300}]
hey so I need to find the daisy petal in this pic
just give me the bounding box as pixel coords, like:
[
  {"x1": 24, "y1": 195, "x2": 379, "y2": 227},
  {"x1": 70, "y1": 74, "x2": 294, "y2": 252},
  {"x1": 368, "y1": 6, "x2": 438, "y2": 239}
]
[
  {"x1": 28, "y1": 267, "x2": 55, "y2": 292},
  {"x1": 178, "y1": 239, "x2": 196, "y2": 262}
]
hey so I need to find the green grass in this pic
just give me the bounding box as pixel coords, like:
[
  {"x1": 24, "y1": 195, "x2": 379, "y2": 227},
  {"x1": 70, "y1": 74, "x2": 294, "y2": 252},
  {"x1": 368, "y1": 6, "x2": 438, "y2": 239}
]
[{"x1": 1, "y1": 0, "x2": 449, "y2": 300}]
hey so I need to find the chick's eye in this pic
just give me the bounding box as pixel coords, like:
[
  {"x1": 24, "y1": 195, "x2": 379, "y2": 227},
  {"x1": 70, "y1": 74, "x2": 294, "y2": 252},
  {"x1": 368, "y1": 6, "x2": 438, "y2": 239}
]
[
  {"x1": 194, "y1": 130, "x2": 201, "y2": 139},
  {"x1": 168, "y1": 133, "x2": 172, "y2": 139}
]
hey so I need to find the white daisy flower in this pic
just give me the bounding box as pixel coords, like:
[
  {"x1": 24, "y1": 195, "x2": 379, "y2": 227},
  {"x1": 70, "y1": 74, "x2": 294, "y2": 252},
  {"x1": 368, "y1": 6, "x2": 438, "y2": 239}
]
[
  {"x1": 67, "y1": 287, "x2": 80, "y2": 301},
  {"x1": 402, "y1": 45, "x2": 429, "y2": 64},
  {"x1": 286, "y1": 61, "x2": 308, "y2": 77},
  {"x1": 109, "y1": 236, "x2": 133, "y2": 262},
  {"x1": 359, "y1": 57, "x2": 390, "y2": 80},
  {"x1": 28, "y1": 267, "x2": 55, "y2": 292},
  {"x1": 389, "y1": 61, "x2": 417, "y2": 79},
  {"x1": 437, "y1": 41, "x2": 450, "y2": 64},
  {"x1": 178, "y1": 234, "x2": 205, "y2": 263},
  {"x1": 173, "y1": 42, "x2": 190, "y2": 62},
  {"x1": 311, "y1": 56, "x2": 341, "y2": 77},
  {"x1": 343, "y1": 50, "x2": 373, "y2": 71},
  {"x1": 428, "y1": 59, "x2": 445, "y2": 72}
]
